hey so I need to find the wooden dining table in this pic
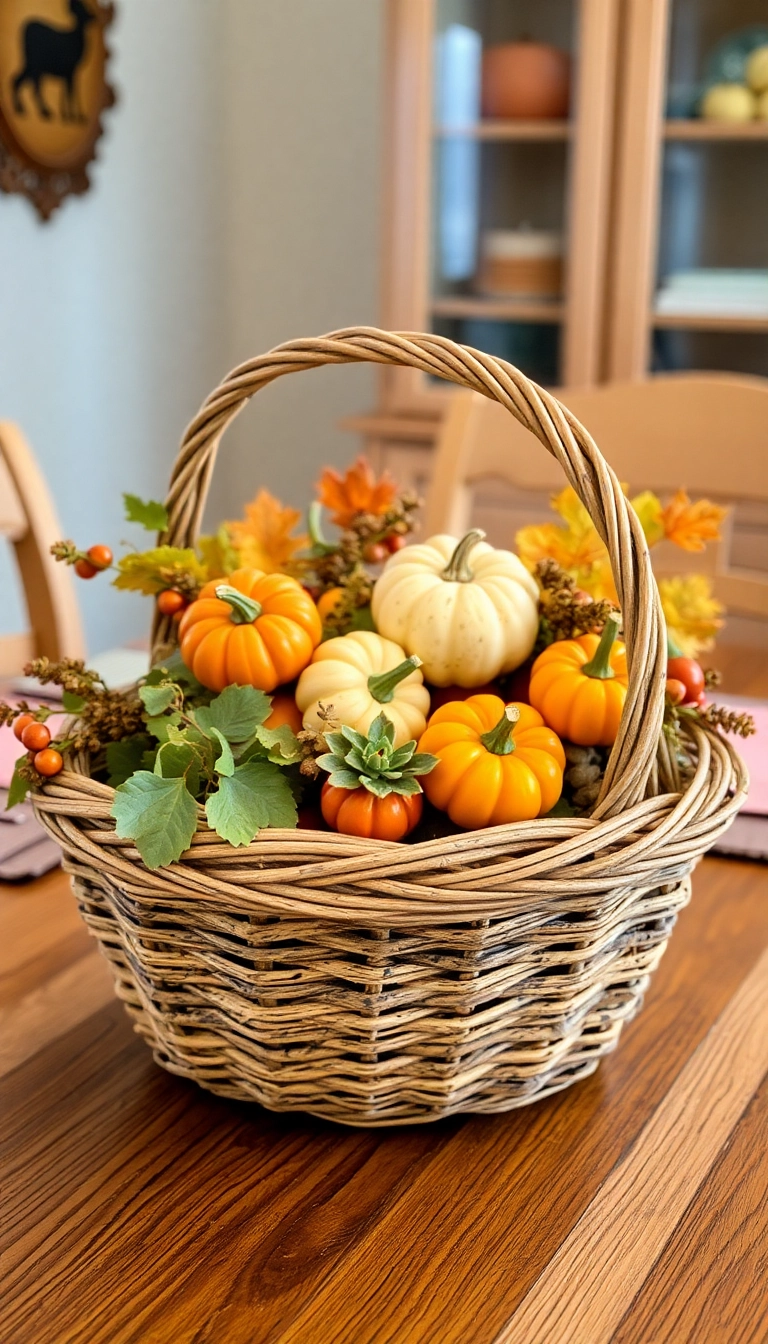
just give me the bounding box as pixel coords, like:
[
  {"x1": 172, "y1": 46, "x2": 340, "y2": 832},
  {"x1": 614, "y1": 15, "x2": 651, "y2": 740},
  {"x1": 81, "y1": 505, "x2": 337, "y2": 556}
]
[{"x1": 2, "y1": 647, "x2": 767, "y2": 1344}]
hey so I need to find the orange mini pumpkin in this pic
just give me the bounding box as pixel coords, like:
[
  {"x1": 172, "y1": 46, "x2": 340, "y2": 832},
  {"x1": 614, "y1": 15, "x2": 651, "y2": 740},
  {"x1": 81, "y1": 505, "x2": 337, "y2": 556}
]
[
  {"x1": 178, "y1": 568, "x2": 321, "y2": 693},
  {"x1": 418, "y1": 695, "x2": 565, "y2": 827},
  {"x1": 321, "y1": 780, "x2": 422, "y2": 841},
  {"x1": 528, "y1": 613, "x2": 628, "y2": 747}
]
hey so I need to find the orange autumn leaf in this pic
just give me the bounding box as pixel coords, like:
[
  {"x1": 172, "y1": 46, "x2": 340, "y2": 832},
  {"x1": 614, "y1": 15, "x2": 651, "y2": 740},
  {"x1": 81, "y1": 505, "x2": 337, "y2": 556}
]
[
  {"x1": 661, "y1": 489, "x2": 727, "y2": 553},
  {"x1": 227, "y1": 489, "x2": 307, "y2": 574},
  {"x1": 317, "y1": 456, "x2": 398, "y2": 528}
]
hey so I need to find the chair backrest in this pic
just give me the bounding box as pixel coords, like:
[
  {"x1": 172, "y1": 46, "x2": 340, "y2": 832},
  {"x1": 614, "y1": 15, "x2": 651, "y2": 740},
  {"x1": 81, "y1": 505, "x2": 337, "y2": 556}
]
[
  {"x1": 424, "y1": 373, "x2": 768, "y2": 625},
  {"x1": 0, "y1": 421, "x2": 85, "y2": 676}
]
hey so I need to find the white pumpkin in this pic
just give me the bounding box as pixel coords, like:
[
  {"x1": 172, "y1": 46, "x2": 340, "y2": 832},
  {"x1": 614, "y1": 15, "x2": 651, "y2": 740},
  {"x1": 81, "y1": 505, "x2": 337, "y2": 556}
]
[
  {"x1": 371, "y1": 530, "x2": 539, "y2": 687},
  {"x1": 296, "y1": 629, "x2": 429, "y2": 747}
]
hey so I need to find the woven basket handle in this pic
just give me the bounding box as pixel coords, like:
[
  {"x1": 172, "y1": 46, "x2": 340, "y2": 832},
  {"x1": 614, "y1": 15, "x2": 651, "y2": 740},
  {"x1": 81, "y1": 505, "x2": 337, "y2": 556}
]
[{"x1": 153, "y1": 327, "x2": 666, "y2": 819}]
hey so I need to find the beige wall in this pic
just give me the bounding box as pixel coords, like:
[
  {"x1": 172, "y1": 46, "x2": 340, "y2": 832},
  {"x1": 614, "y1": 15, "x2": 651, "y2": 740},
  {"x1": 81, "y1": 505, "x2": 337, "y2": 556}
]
[
  {"x1": 208, "y1": 0, "x2": 384, "y2": 526},
  {"x1": 0, "y1": 0, "x2": 383, "y2": 651}
]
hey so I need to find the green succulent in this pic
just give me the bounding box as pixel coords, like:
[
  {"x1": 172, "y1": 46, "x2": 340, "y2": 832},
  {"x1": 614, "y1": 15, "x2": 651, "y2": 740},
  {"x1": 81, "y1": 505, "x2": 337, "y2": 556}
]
[{"x1": 316, "y1": 712, "x2": 438, "y2": 799}]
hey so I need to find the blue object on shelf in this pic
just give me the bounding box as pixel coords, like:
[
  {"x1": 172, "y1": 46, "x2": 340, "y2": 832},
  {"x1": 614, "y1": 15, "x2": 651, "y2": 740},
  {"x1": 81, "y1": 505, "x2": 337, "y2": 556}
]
[
  {"x1": 434, "y1": 24, "x2": 481, "y2": 281},
  {"x1": 702, "y1": 26, "x2": 768, "y2": 88}
]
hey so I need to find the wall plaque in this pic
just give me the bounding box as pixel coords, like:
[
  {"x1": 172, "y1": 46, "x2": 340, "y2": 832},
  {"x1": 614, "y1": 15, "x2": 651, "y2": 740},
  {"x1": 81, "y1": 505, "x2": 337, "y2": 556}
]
[{"x1": 0, "y1": 0, "x2": 115, "y2": 220}]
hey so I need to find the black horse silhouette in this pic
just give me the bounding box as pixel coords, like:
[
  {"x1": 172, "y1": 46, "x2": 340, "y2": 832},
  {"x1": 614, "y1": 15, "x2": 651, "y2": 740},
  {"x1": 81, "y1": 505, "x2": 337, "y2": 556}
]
[{"x1": 12, "y1": 0, "x2": 95, "y2": 122}]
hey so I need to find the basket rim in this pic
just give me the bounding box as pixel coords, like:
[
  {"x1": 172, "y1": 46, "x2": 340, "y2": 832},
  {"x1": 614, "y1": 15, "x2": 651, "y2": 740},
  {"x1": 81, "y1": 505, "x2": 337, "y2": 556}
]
[{"x1": 32, "y1": 718, "x2": 748, "y2": 926}]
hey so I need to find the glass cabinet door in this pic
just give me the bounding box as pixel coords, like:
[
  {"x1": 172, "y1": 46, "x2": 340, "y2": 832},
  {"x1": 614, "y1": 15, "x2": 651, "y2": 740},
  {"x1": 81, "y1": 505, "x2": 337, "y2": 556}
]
[
  {"x1": 609, "y1": 0, "x2": 768, "y2": 380},
  {"x1": 381, "y1": 0, "x2": 619, "y2": 407},
  {"x1": 655, "y1": 0, "x2": 768, "y2": 376}
]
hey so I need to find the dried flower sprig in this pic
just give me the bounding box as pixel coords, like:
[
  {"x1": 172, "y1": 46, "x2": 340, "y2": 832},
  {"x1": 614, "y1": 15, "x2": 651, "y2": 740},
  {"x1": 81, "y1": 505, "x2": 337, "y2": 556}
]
[
  {"x1": 699, "y1": 703, "x2": 756, "y2": 739},
  {"x1": 534, "y1": 558, "x2": 618, "y2": 646},
  {"x1": 297, "y1": 703, "x2": 339, "y2": 779},
  {"x1": 23, "y1": 658, "x2": 144, "y2": 753}
]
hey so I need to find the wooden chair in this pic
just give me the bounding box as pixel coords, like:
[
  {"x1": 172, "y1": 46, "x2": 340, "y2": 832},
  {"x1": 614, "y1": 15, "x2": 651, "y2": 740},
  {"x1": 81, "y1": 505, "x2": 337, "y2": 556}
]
[
  {"x1": 0, "y1": 421, "x2": 85, "y2": 676},
  {"x1": 424, "y1": 374, "x2": 768, "y2": 639}
]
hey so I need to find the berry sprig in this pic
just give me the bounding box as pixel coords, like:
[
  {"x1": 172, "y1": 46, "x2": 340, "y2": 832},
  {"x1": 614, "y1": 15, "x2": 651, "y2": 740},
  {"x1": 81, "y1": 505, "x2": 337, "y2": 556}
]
[{"x1": 51, "y1": 540, "x2": 113, "y2": 579}]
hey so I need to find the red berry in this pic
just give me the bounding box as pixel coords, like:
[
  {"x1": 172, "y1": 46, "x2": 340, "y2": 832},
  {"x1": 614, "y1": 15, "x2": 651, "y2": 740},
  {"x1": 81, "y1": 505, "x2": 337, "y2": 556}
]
[
  {"x1": 157, "y1": 589, "x2": 187, "y2": 616},
  {"x1": 21, "y1": 721, "x2": 51, "y2": 752},
  {"x1": 364, "y1": 542, "x2": 388, "y2": 564},
  {"x1": 34, "y1": 748, "x2": 63, "y2": 777},
  {"x1": 74, "y1": 558, "x2": 98, "y2": 579},
  {"x1": 385, "y1": 533, "x2": 407, "y2": 554},
  {"x1": 667, "y1": 656, "x2": 705, "y2": 705},
  {"x1": 87, "y1": 544, "x2": 113, "y2": 570},
  {"x1": 13, "y1": 713, "x2": 34, "y2": 742}
]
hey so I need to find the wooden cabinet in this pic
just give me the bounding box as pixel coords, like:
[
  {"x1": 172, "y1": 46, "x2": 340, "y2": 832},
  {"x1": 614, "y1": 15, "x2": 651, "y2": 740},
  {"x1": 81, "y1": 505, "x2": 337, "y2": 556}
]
[
  {"x1": 349, "y1": 0, "x2": 768, "y2": 477},
  {"x1": 609, "y1": 0, "x2": 768, "y2": 380},
  {"x1": 376, "y1": 0, "x2": 619, "y2": 416}
]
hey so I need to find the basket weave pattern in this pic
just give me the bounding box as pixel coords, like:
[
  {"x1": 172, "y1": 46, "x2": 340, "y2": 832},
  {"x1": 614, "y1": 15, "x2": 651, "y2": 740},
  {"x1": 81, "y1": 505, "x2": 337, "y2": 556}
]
[{"x1": 34, "y1": 329, "x2": 746, "y2": 1126}]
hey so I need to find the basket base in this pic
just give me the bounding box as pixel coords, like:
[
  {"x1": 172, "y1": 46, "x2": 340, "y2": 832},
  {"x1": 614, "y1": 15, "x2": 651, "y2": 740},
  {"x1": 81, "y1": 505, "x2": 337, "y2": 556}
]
[{"x1": 64, "y1": 860, "x2": 691, "y2": 1127}]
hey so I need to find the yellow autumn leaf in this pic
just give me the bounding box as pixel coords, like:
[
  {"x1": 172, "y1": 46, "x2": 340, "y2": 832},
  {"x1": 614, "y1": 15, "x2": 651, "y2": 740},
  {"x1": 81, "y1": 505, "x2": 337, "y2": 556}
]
[
  {"x1": 551, "y1": 486, "x2": 594, "y2": 537},
  {"x1": 198, "y1": 525, "x2": 239, "y2": 579},
  {"x1": 113, "y1": 547, "x2": 208, "y2": 595},
  {"x1": 227, "y1": 489, "x2": 308, "y2": 575},
  {"x1": 661, "y1": 489, "x2": 727, "y2": 553},
  {"x1": 657, "y1": 574, "x2": 724, "y2": 658},
  {"x1": 630, "y1": 490, "x2": 665, "y2": 546}
]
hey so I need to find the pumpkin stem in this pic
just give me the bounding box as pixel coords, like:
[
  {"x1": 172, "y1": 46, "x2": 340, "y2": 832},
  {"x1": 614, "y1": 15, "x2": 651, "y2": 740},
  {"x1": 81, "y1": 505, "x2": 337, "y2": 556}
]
[
  {"x1": 441, "y1": 529, "x2": 486, "y2": 583},
  {"x1": 581, "y1": 612, "x2": 621, "y2": 679},
  {"x1": 307, "y1": 501, "x2": 336, "y2": 555},
  {"x1": 215, "y1": 584, "x2": 262, "y2": 625},
  {"x1": 368, "y1": 655, "x2": 423, "y2": 703},
  {"x1": 480, "y1": 705, "x2": 520, "y2": 756}
]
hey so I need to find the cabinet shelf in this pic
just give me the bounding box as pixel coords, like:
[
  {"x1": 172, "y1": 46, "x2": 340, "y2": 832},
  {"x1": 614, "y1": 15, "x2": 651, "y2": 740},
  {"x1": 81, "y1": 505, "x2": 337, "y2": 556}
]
[
  {"x1": 652, "y1": 312, "x2": 768, "y2": 333},
  {"x1": 664, "y1": 120, "x2": 768, "y2": 141},
  {"x1": 432, "y1": 296, "x2": 565, "y2": 323},
  {"x1": 434, "y1": 120, "x2": 571, "y2": 142}
]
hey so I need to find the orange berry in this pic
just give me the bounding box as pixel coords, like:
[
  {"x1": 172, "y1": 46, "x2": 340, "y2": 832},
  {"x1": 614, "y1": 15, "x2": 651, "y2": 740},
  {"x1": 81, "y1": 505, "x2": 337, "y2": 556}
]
[
  {"x1": 87, "y1": 544, "x2": 113, "y2": 570},
  {"x1": 74, "y1": 558, "x2": 98, "y2": 579},
  {"x1": 13, "y1": 713, "x2": 35, "y2": 742},
  {"x1": 363, "y1": 542, "x2": 388, "y2": 564},
  {"x1": 21, "y1": 721, "x2": 51, "y2": 752},
  {"x1": 385, "y1": 533, "x2": 407, "y2": 553},
  {"x1": 157, "y1": 589, "x2": 187, "y2": 616},
  {"x1": 665, "y1": 678, "x2": 687, "y2": 706},
  {"x1": 34, "y1": 748, "x2": 63, "y2": 777}
]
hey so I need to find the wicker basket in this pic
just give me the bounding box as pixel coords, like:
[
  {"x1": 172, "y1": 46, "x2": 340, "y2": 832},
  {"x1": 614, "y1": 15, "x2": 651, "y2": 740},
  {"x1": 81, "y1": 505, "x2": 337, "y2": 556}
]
[{"x1": 34, "y1": 328, "x2": 748, "y2": 1127}]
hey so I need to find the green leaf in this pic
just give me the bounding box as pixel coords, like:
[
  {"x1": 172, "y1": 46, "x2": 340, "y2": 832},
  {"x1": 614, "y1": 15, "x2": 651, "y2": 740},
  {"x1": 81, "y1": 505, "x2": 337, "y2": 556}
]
[
  {"x1": 154, "y1": 741, "x2": 202, "y2": 797},
  {"x1": 205, "y1": 761, "x2": 298, "y2": 846},
  {"x1": 111, "y1": 772, "x2": 198, "y2": 868},
  {"x1": 348, "y1": 604, "x2": 376, "y2": 633},
  {"x1": 326, "y1": 768, "x2": 363, "y2": 791},
  {"x1": 62, "y1": 690, "x2": 86, "y2": 714},
  {"x1": 140, "y1": 683, "x2": 178, "y2": 716},
  {"x1": 343, "y1": 746, "x2": 369, "y2": 774},
  {"x1": 146, "y1": 650, "x2": 204, "y2": 691},
  {"x1": 145, "y1": 711, "x2": 182, "y2": 742},
  {"x1": 405, "y1": 752, "x2": 439, "y2": 776},
  {"x1": 7, "y1": 760, "x2": 32, "y2": 808},
  {"x1": 141, "y1": 748, "x2": 159, "y2": 772},
  {"x1": 338, "y1": 725, "x2": 369, "y2": 753},
  {"x1": 324, "y1": 730, "x2": 350, "y2": 757},
  {"x1": 123, "y1": 493, "x2": 169, "y2": 532},
  {"x1": 193, "y1": 685, "x2": 271, "y2": 742},
  {"x1": 544, "y1": 796, "x2": 576, "y2": 818},
  {"x1": 368, "y1": 713, "x2": 395, "y2": 747},
  {"x1": 106, "y1": 735, "x2": 153, "y2": 787},
  {"x1": 254, "y1": 723, "x2": 302, "y2": 763},
  {"x1": 210, "y1": 727, "x2": 235, "y2": 777}
]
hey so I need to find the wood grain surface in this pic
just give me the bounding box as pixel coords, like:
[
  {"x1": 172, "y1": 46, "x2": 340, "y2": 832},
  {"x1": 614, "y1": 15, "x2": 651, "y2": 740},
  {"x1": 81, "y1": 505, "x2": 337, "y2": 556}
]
[{"x1": 2, "y1": 646, "x2": 766, "y2": 1344}]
